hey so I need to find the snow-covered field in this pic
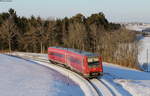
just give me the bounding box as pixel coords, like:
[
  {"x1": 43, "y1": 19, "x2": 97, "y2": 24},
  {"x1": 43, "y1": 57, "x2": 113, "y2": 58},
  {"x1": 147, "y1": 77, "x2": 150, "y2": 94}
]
[
  {"x1": 103, "y1": 62, "x2": 150, "y2": 96},
  {"x1": 0, "y1": 54, "x2": 84, "y2": 96}
]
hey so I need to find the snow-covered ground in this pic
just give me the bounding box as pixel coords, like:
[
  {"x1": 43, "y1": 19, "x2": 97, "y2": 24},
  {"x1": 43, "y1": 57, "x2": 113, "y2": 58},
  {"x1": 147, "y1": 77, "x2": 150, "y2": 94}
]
[
  {"x1": 125, "y1": 23, "x2": 150, "y2": 70},
  {"x1": 102, "y1": 62, "x2": 150, "y2": 96},
  {"x1": 10, "y1": 52, "x2": 99, "y2": 96},
  {"x1": 0, "y1": 54, "x2": 84, "y2": 96},
  {"x1": 138, "y1": 37, "x2": 150, "y2": 71},
  {"x1": 12, "y1": 52, "x2": 150, "y2": 96}
]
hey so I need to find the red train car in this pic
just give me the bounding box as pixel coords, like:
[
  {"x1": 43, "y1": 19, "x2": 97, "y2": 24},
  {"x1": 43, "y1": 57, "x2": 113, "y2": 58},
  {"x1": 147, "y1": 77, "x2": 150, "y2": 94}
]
[{"x1": 48, "y1": 47, "x2": 103, "y2": 78}]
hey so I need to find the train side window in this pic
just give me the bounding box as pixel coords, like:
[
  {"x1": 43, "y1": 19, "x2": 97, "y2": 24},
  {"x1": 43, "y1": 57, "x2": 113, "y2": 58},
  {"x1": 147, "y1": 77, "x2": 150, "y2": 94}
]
[
  {"x1": 50, "y1": 52, "x2": 64, "y2": 58},
  {"x1": 69, "y1": 56, "x2": 81, "y2": 64}
]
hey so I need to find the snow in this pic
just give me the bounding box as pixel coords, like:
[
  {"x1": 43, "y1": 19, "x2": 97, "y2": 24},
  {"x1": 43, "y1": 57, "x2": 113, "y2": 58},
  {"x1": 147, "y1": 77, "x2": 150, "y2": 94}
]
[
  {"x1": 0, "y1": 54, "x2": 84, "y2": 96},
  {"x1": 138, "y1": 37, "x2": 150, "y2": 71},
  {"x1": 125, "y1": 23, "x2": 150, "y2": 71},
  {"x1": 114, "y1": 80, "x2": 150, "y2": 96},
  {"x1": 7, "y1": 52, "x2": 99, "y2": 96},
  {"x1": 90, "y1": 79, "x2": 115, "y2": 96},
  {"x1": 102, "y1": 62, "x2": 150, "y2": 96},
  {"x1": 125, "y1": 23, "x2": 150, "y2": 32},
  {"x1": 33, "y1": 60, "x2": 99, "y2": 96}
]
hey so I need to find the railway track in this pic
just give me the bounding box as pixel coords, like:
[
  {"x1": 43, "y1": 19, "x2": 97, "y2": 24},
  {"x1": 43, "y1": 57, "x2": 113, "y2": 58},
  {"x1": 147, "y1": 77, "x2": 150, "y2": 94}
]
[
  {"x1": 90, "y1": 79, "x2": 117, "y2": 96},
  {"x1": 8, "y1": 52, "x2": 121, "y2": 96}
]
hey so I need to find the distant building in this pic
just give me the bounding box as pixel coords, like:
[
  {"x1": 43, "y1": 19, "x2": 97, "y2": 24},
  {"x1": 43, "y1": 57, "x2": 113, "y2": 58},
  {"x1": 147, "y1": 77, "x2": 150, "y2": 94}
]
[{"x1": 142, "y1": 28, "x2": 150, "y2": 32}]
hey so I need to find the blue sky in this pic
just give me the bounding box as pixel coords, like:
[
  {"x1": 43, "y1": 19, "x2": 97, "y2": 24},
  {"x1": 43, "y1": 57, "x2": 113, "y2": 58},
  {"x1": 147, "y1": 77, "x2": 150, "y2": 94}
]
[{"x1": 0, "y1": 0, "x2": 150, "y2": 23}]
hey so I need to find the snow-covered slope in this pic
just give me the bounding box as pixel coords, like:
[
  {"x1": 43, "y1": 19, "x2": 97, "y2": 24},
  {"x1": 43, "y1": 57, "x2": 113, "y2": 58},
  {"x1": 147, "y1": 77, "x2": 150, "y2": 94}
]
[
  {"x1": 0, "y1": 54, "x2": 84, "y2": 96},
  {"x1": 125, "y1": 23, "x2": 150, "y2": 71},
  {"x1": 103, "y1": 62, "x2": 150, "y2": 96},
  {"x1": 138, "y1": 37, "x2": 150, "y2": 71}
]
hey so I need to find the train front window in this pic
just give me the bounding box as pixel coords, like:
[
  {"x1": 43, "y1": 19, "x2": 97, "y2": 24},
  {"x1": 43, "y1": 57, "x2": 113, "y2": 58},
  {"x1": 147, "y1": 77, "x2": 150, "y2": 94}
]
[{"x1": 88, "y1": 57, "x2": 99, "y2": 67}]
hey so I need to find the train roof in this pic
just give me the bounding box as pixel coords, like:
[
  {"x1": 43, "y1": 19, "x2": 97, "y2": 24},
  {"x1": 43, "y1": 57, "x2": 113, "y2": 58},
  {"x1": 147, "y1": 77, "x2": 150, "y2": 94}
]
[{"x1": 49, "y1": 46, "x2": 99, "y2": 57}]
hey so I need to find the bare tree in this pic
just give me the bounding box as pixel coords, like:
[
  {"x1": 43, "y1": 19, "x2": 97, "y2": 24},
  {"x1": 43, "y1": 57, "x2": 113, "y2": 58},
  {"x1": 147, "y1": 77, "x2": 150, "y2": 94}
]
[
  {"x1": 0, "y1": 20, "x2": 18, "y2": 52},
  {"x1": 67, "y1": 22, "x2": 87, "y2": 50}
]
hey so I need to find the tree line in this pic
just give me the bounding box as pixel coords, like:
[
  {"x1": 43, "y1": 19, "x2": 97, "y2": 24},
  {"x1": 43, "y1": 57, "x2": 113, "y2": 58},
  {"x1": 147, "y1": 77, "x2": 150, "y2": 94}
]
[{"x1": 0, "y1": 8, "x2": 139, "y2": 69}]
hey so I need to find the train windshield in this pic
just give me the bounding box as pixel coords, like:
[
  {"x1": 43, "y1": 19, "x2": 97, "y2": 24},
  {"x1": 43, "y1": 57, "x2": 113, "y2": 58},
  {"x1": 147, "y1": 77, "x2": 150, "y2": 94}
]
[{"x1": 88, "y1": 57, "x2": 99, "y2": 67}]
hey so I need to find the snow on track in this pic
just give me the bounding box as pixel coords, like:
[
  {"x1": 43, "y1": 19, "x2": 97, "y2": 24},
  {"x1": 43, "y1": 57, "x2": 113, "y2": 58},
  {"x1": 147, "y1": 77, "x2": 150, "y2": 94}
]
[{"x1": 90, "y1": 79, "x2": 114, "y2": 96}]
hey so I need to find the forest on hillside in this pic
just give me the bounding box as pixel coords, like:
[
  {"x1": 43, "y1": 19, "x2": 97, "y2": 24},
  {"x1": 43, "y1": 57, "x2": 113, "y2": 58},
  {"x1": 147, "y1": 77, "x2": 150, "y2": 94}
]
[{"x1": 0, "y1": 8, "x2": 139, "y2": 69}]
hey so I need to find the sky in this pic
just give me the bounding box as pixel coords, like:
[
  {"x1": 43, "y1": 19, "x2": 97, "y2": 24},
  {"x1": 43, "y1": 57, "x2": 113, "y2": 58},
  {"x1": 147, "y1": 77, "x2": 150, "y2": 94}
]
[{"x1": 0, "y1": 0, "x2": 150, "y2": 23}]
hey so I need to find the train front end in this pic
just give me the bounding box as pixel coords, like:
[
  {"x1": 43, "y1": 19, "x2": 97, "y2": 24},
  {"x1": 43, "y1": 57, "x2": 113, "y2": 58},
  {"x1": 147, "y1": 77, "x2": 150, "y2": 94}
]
[{"x1": 84, "y1": 56, "x2": 103, "y2": 78}]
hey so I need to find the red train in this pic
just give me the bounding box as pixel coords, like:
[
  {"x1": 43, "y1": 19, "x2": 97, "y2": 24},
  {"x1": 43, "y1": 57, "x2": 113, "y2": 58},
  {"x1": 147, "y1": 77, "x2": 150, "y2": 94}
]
[{"x1": 48, "y1": 47, "x2": 103, "y2": 78}]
